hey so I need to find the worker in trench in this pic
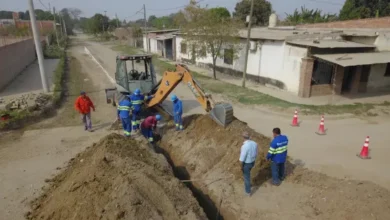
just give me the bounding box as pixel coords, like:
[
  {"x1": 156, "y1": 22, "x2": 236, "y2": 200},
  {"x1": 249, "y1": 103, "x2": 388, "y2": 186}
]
[
  {"x1": 140, "y1": 114, "x2": 162, "y2": 143},
  {"x1": 170, "y1": 94, "x2": 183, "y2": 131},
  {"x1": 129, "y1": 88, "x2": 154, "y2": 133},
  {"x1": 117, "y1": 96, "x2": 132, "y2": 137},
  {"x1": 267, "y1": 127, "x2": 289, "y2": 186},
  {"x1": 74, "y1": 91, "x2": 95, "y2": 132},
  {"x1": 239, "y1": 131, "x2": 258, "y2": 196}
]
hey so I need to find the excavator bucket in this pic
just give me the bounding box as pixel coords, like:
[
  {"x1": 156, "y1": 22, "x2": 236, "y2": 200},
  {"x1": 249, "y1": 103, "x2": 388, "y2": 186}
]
[{"x1": 209, "y1": 102, "x2": 234, "y2": 127}]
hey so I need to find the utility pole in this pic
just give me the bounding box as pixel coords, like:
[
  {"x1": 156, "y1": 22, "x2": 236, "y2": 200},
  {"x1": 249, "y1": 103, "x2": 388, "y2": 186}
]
[
  {"x1": 62, "y1": 13, "x2": 67, "y2": 37},
  {"x1": 28, "y1": 0, "x2": 49, "y2": 92},
  {"x1": 48, "y1": 3, "x2": 51, "y2": 12},
  {"x1": 241, "y1": 0, "x2": 254, "y2": 88},
  {"x1": 143, "y1": 4, "x2": 148, "y2": 52},
  {"x1": 103, "y1": 11, "x2": 107, "y2": 32},
  {"x1": 53, "y1": 7, "x2": 59, "y2": 47},
  {"x1": 115, "y1": 13, "x2": 119, "y2": 27}
]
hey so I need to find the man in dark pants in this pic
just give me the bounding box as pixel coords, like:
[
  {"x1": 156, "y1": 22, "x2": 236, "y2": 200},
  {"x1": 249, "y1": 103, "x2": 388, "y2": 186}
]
[
  {"x1": 239, "y1": 131, "x2": 258, "y2": 196},
  {"x1": 267, "y1": 128, "x2": 289, "y2": 186}
]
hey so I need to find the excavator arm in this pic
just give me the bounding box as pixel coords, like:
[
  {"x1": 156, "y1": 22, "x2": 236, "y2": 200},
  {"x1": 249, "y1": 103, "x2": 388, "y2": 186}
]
[{"x1": 146, "y1": 64, "x2": 234, "y2": 127}]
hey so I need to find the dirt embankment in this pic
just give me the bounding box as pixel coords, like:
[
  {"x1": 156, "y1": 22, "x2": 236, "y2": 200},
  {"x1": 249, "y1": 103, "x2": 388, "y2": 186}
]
[
  {"x1": 158, "y1": 115, "x2": 390, "y2": 220},
  {"x1": 26, "y1": 133, "x2": 207, "y2": 220}
]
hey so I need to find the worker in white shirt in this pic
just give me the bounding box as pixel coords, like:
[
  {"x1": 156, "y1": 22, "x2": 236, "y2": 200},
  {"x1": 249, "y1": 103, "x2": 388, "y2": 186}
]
[{"x1": 239, "y1": 131, "x2": 258, "y2": 196}]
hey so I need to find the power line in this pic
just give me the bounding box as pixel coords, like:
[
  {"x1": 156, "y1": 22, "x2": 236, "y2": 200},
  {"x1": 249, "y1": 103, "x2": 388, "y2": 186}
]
[
  {"x1": 147, "y1": 0, "x2": 204, "y2": 11},
  {"x1": 37, "y1": 0, "x2": 49, "y2": 10},
  {"x1": 123, "y1": 7, "x2": 144, "y2": 19},
  {"x1": 307, "y1": 0, "x2": 343, "y2": 6}
]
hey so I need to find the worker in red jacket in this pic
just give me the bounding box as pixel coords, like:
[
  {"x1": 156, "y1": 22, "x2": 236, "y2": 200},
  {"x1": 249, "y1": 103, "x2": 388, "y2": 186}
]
[
  {"x1": 140, "y1": 114, "x2": 161, "y2": 143},
  {"x1": 74, "y1": 91, "x2": 95, "y2": 132}
]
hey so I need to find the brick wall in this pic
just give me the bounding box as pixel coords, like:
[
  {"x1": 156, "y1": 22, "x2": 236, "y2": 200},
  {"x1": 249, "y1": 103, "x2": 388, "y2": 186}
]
[
  {"x1": 310, "y1": 84, "x2": 333, "y2": 96},
  {"x1": 0, "y1": 39, "x2": 36, "y2": 91},
  {"x1": 297, "y1": 17, "x2": 390, "y2": 29}
]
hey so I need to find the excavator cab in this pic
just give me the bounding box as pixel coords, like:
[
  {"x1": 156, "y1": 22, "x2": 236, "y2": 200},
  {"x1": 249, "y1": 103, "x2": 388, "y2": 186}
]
[{"x1": 105, "y1": 55, "x2": 157, "y2": 105}]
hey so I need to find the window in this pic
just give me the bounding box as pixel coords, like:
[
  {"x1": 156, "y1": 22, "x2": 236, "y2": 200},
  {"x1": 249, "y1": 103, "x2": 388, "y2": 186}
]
[
  {"x1": 311, "y1": 60, "x2": 334, "y2": 85},
  {"x1": 385, "y1": 63, "x2": 390, "y2": 77},
  {"x1": 180, "y1": 43, "x2": 187, "y2": 54},
  {"x1": 224, "y1": 49, "x2": 233, "y2": 65},
  {"x1": 199, "y1": 46, "x2": 207, "y2": 57}
]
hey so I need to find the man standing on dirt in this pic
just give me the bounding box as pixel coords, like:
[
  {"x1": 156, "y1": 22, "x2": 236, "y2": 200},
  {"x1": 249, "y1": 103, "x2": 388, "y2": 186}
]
[
  {"x1": 140, "y1": 114, "x2": 161, "y2": 143},
  {"x1": 171, "y1": 94, "x2": 183, "y2": 131},
  {"x1": 130, "y1": 88, "x2": 154, "y2": 133},
  {"x1": 239, "y1": 131, "x2": 258, "y2": 196},
  {"x1": 117, "y1": 96, "x2": 132, "y2": 137},
  {"x1": 267, "y1": 128, "x2": 289, "y2": 186},
  {"x1": 74, "y1": 91, "x2": 95, "y2": 132}
]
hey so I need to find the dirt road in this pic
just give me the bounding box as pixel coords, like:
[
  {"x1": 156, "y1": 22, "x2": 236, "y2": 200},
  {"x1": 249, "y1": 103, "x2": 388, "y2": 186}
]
[
  {"x1": 83, "y1": 38, "x2": 390, "y2": 190},
  {"x1": 0, "y1": 38, "x2": 116, "y2": 220},
  {"x1": 1, "y1": 35, "x2": 390, "y2": 220}
]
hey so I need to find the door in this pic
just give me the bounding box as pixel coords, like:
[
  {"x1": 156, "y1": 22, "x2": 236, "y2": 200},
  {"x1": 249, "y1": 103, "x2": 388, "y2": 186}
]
[{"x1": 342, "y1": 66, "x2": 356, "y2": 93}]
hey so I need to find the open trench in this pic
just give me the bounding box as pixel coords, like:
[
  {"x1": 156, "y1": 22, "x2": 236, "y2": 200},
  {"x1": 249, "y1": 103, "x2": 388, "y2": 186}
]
[
  {"x1": 153, "y1": 142, "x2": 224, "y2": 220},
  {"x1": 153, "y1": 114, "x2": 390, "y2": 220},
  {"x1": 153, "y1": 114, "x2": 275, "y2": 220}
]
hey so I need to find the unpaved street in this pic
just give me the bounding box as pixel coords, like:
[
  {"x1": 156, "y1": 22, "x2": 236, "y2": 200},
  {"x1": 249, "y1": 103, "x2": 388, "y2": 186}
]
[
  {"x1": 0, "y1": 38, "x2": 116, "y2": 220},
  {"x1": 84, "y1": 38, "x2": 390, "y2": 190},
  {"x1": 1, "y1": 35, "x2": 390, "y2": 220}
]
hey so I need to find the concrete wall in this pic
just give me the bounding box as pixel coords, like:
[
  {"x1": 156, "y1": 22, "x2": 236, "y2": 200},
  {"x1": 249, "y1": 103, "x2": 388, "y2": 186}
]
[
  {"x1": 0, "y1": 38, "x2": 36, "y2": 91},
  {"x1": 367, "y1": 64, "x2": 390, "y2": 91},
  {"x1": 375, "y1": 34, "x2": 390, "y2": 51}
]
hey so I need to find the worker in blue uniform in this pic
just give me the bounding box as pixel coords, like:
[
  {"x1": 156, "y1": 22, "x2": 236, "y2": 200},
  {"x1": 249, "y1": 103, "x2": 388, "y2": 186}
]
[
  {"x1": 171, "y1": 94, "x2": 183, "y2": 131},
  {"x1": 267, "y1": 127, "x2": 289, "y2": 186},
  {"x1": 129, "y1": 88, "x2": 153, "y2": 132},
  {"x1": 117, "y1": 96, "x2": 132, "y2": 137}
]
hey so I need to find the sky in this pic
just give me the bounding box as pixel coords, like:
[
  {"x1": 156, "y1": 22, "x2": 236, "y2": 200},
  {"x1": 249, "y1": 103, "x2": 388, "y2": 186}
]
[{"x1": 1, "y1": 0, "x2": 346, "y2": 20}]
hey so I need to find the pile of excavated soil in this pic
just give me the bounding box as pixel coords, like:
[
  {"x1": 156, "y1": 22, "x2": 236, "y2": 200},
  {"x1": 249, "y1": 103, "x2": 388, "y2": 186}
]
[
  {"x1": 158, "y1": 115, "x2": 390, "y2": 220},
  {"x1": 26, "y1": 133, "x2": 207, "y2": 220}
]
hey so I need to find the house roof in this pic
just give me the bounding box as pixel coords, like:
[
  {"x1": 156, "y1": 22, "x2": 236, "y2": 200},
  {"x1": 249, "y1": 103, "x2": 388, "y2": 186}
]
[
  {"x1": 313, "y1": 52, "x2": 390, "y2": 67},
  {"x1": 146, "y1": 29, "x2": 179, "y2": 33},
  {"x1": 238, "y1": 27, "x2": 299, "y2": 41},
  {"x1": 155, "y1": 33, "x2": 175, "y2": 40},
  {"x1": 287, "y1": 39, "x2": 375, "y2": 48}
]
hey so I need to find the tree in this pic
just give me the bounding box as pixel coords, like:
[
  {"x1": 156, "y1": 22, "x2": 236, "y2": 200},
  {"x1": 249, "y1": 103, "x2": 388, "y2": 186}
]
[
  {"x1": 284, "y1": 6, "x2": 338, "y2": 25},
  {"x1": 148, "y1": 15, "x2": 157, "y2": 25},
  {"x1": 339, "y1": 0, "x2": 390, "y2": 20},
  {"x1": 67, "y1": 8, "x2": 82, "y2": 20},
  {"x1": 233, "y1": 0, "x2": 272, "y2": 26},
  {"x1": 182, "y1": 1, "x2": 241, "y2": 79},
  {"x1": 81, "y1": 13, "x2": 109, "y2": 35}
]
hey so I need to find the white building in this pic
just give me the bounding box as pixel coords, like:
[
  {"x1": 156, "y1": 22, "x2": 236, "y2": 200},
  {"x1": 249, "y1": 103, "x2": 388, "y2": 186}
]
[
  {"x1": 174, "y1": 28, "x2": 309, "y2": 95},
  {"x1": 144, "y1": 18, "x2": 390, "y2": 98}
]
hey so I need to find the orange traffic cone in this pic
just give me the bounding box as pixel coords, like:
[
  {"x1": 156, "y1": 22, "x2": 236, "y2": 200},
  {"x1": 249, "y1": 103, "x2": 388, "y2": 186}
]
[
  {"x1": 315, "y1": 115, "x2": 326, "y2": 135},
  {"x1": 290, "y1": 110, "x2": 299, "y2": 127},
  {"x1": 357, "y1": 136, "x2": 371, "y2": 159}
]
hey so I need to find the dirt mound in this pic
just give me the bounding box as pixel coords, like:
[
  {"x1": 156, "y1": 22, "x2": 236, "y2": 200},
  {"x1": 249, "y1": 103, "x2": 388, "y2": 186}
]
[
  {"x1": 158, "y1": 115, "x2": 390, "y2": 220},
  {"x1": 26, "y1": 133, "x2": 207, "y2": 220}
]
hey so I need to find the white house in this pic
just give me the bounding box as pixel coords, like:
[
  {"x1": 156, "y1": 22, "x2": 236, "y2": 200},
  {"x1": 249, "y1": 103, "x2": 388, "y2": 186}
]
[
  {"x1": 144, "y1": 16, "x2": 390, "y2": 98},
  {"x1": 174, "y1": 28, "x2": 309, "y2": 95}
]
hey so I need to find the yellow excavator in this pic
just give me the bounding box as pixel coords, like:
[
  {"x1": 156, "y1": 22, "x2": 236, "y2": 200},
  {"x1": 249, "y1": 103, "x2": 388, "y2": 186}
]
[{"x1": 105, "y1": 54, "x2": 234, "y2": 127}]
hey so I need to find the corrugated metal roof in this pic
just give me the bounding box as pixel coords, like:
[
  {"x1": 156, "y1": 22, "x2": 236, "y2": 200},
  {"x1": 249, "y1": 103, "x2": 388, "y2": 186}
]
[
  {"x1": 146, "y1": 29, "x2": 179, "y2": 33},
  {"x1": 238, "y1": 28, "x2": 299, "y2": 40},
  {"x1": 287, "y1": 39, "x2": 375, "y2": 48},
  {"x1": 313, "y1": 52, "x2": 390, "y2": 67}
]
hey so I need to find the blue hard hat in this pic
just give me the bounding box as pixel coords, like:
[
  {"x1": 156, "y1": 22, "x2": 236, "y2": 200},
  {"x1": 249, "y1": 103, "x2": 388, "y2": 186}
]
[
  {"x1": 155, "y1": 114, "x2": 162, "y2": 121},
  {"x1": 134, "y1": 88, "x2": 141, "y2": 95},
  {"x1": 80, "y1": 91, "x2": 86, "y2": 95},
  {"x1": 171, "y1": 94, "x2": 178, "y2": 101}
]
